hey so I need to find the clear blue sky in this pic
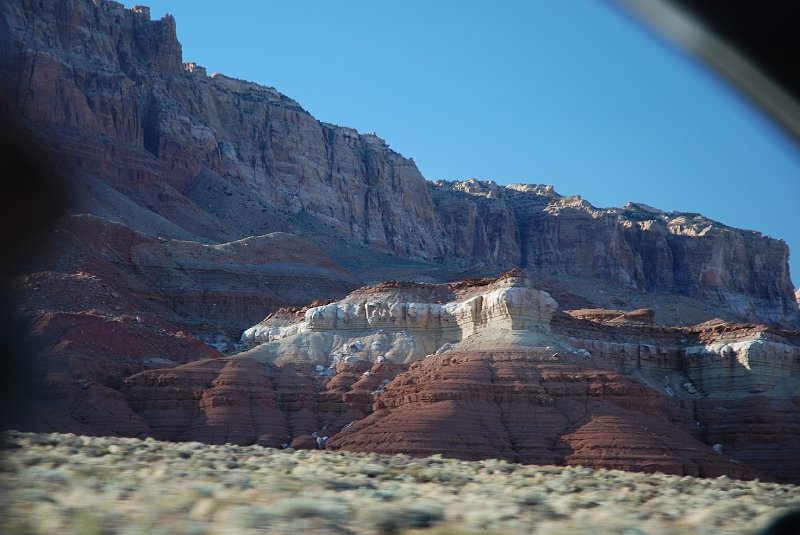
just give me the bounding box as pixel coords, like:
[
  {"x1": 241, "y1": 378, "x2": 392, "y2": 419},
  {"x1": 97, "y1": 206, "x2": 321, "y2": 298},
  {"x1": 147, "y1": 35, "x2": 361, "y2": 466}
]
[{"x1": 145, "y1": 1, "x2": 800, "y2": 288}]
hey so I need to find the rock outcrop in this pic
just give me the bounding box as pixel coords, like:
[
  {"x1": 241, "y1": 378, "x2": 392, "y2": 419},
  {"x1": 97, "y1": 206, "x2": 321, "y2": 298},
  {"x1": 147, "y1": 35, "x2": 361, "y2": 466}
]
[
  {"x1": 124, "y1": 274, "x2": 800, "y2": 481},
  {"x1": 0, "y1": 0, "x2": 446, "y2": 259},
  {"x1": 430, "y1": 181, "x2": 799, "y2": 327},
  {"x1": 329, "y1": 349, "x2": 755, "y2": 479},
  {"x1": 243, "y1": 274, "x2": 557, "y2": 348}
]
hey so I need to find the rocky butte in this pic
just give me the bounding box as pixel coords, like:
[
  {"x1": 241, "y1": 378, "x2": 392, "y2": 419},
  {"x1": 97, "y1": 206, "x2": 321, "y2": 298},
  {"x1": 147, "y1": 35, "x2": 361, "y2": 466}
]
[{"x1": 1, "y1": 0, "x2": 799, "y2": 482}]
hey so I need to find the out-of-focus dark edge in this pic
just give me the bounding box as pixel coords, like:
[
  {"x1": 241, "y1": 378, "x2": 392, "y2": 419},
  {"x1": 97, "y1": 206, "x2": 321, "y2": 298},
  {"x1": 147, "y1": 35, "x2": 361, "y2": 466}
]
[
  {"x1": 613, "y1": 0, "x2": 800, "y2": 146},
  {"x1": 612, "y1": 2, "x2": 800, "y2": 531},
  {"x1": 0, "y1": 107, "x2": 70, "y2": 439}
]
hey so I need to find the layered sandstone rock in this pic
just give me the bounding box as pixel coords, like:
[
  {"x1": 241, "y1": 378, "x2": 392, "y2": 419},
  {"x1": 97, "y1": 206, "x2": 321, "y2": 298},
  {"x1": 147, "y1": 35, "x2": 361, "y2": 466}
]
[
  {"x1": 124, "y1": 356, "x2": 403, "y2": 448},
  {"x1": 7, "y1": 310, "x2": 221, "y2": 436},
  {"x1": 430, "y1": 181, "x2": 799, "y2": 327},
  {"x1": 14, "y1": 214, "x2": 358, "y2": 337},
  {"x1": 0, "y1": 0, "x2": 447, "y2": 258},
  {"x1": 243, "y1": 274, "x2": 557, "y2": 347},
  {"x1": 329, "y1": 349, "x2": 755, "y2": 479},
  {"x1": 125, "y1": 274, "x2": 800, "y2": 481},
  {"x1": 9, "y1": 214, "x2": 357, "y2": 435}
]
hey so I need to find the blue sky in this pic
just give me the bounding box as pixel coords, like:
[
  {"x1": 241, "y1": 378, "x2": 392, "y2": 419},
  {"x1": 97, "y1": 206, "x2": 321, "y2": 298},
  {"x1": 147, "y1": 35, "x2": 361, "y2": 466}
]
[{"x1": 146, "y1": 1, "x2": 800, "y2": 287}]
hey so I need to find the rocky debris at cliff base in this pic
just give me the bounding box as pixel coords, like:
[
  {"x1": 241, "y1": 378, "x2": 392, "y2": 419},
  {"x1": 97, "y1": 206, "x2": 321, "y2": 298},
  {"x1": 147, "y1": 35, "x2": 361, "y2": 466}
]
[
  {"x1": 565, "y1": 308, "x2": 656, "y2": 325},
  {"x1": 2, "y1": 431, "x2": 798, "y2": 535}
]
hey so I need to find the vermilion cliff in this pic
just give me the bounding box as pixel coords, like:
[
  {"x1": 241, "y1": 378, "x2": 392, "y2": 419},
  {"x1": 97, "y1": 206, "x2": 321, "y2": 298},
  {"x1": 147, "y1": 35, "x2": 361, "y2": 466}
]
[
  {"x1": 1, "y1": 0, "x2": 797, "y2": 327},
  {"x1": 2, "y1": 0, "x2": 800, "y2": 482}
]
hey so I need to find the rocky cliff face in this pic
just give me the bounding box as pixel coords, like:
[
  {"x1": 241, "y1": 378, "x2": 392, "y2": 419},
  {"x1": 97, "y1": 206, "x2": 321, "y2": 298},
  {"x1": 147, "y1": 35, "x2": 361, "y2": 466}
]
[
  {"x1": 1, "y1": 0, "x2": 797, "y2": 328},
  {"x1": 0, "y1": 0, "x2": 447, "y2": 258},
  {"x1": 431, "y1": 181, "x2": 799, "y2": 327}
]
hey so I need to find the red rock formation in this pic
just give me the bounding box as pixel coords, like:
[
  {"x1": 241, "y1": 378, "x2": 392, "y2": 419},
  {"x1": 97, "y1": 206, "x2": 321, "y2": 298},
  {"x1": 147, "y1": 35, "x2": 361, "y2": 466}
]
[
  {"x1": 124, "y1": 357, "x2": 404, "y2": 448},
  {"x1": 6, "y1": 310, "x2": 220, "y2": 436},
  {"x1": 8, "y1": 214, "x2": 357, "y2": 436},
  {"x1": 82, "y1": 274, "x2": 800, "y2": 481},
  {"x1": 695, "y1": 395, "x2": 800, "y2": 484},
  {"x1": 328, "y1": 349, "x2": 755, "y2": 479},
  {"x1": 0, "y1": 0, "x2": 447, "y2": 259},
  {"x1": 0, "y1": 0, "x2": 796, "y2": 328},
  {"x1": 11, "y1": 214, "x2": 358, "y2": 359}
]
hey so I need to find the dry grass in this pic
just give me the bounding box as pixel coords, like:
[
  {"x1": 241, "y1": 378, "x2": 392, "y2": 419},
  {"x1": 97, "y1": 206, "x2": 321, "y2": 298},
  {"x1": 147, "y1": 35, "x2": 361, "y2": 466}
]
[{"x1": 1, "y1": 431, "x2": 798, "y2": 534}]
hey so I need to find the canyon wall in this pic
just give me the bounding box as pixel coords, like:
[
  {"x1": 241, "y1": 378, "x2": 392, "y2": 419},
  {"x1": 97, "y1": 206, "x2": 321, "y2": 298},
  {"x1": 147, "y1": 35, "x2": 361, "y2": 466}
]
[
  {"x1": 0, "y1": 0, "x2": 447, "y2": 257},
  {"x1": 431, "y1": 181, "x2": 798, "y2": 327},
  {"x1": 0, "y1": 0, "x2": 797, "y2": 327}
]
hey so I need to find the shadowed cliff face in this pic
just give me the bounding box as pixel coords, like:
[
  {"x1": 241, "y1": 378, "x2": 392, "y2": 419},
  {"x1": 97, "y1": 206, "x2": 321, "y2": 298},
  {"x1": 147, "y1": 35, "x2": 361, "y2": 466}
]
[
  {"x1": 0, "y1": 0, "x2": 447, "y2": 259},
  {"x1": 0, "y1": 0, "x2": 797, "y2": 328},
  {"x1": 431, "y1": 181, "x2": 799, "y2": 327}
]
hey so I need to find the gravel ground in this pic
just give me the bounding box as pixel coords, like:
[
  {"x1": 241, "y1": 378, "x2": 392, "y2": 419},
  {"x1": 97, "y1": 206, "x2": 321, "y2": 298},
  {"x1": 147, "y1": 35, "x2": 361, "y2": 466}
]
[{"x1": 1, "y1": 431, "x2": 798, "y2": 534}]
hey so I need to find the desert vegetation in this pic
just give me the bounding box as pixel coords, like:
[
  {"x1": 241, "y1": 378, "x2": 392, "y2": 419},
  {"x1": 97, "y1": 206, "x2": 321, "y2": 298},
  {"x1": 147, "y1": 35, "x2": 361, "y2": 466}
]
[{"x1": 2, "y1": 431, "x2": 798, "y2": 534}]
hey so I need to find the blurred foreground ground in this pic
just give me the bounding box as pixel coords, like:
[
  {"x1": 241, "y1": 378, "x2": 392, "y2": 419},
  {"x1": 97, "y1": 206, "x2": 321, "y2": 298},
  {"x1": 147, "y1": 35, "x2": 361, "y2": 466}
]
[{"x1": 1, "y1": 431, "x2": 798, "y2": 534}]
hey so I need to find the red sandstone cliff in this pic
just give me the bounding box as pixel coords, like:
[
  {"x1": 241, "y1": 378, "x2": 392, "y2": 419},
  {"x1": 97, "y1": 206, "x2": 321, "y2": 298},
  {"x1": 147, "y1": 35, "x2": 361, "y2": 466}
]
[
  {"x1": 0, "y1": 0, "x2": 797, "y2": 327},
  {"x1": 431, "y1": 181, "x2": 798, "y2": 327}
]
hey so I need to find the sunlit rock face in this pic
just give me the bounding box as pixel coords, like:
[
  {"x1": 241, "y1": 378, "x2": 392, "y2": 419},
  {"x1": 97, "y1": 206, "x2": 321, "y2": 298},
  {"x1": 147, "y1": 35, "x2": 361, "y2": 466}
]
[
  {"x1": 430, "y1": 181, "x2": 799, "y2": 328},
  {"x1": 243, "y1": 275, "x2": 558, "y2": 353}
]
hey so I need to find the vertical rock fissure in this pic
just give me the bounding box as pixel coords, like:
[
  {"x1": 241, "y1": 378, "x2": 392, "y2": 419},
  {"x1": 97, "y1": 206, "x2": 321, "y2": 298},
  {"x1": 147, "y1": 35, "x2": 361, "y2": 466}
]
[
  {"x1": 363, "y1": 190, "x2": 370, "y2": 244},
  {"x1": 141, "y1": 93, "x2": 160, "y2": 157},
  {"x1": 517, "y1": 215, "x2": 530, "y2": 269},
  {"x1": 321, "y1": 125, "x2": 335, "y2": 188},
  {"x1": 488, "y1": 354, "x2": 519, "y2": 459}
]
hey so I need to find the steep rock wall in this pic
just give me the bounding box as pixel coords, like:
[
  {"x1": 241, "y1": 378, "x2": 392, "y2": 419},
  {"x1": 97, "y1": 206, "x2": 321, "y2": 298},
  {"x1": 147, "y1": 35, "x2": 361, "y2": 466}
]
[
  {"x1": 0, "y1": 0, "x2": 447, "y2": 258},
  {"x1": 1, "y1": 0, "x2": 797, "y2": 327},
  {"x1": 431, "y1": 181, "x2": 799, "y2": 326}
]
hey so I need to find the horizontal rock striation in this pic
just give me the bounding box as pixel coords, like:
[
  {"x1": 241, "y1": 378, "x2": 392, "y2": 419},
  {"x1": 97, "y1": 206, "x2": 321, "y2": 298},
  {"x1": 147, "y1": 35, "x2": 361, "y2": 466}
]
[
  {"x1": 127, "y1": 274, "x2": 800, "y2": 481},
  {"x1": 9, "y1": 214, "x2": 357, "y2": 436},
  {"x1": 243, "y1": 275, "x2": 557, "y2": 347},
  {"x1": 124, "y1": 356, "x2": 404, "y2": 448},
  {"x1": 329, "y1": 349, "x2": 756, "y2": 479}
]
